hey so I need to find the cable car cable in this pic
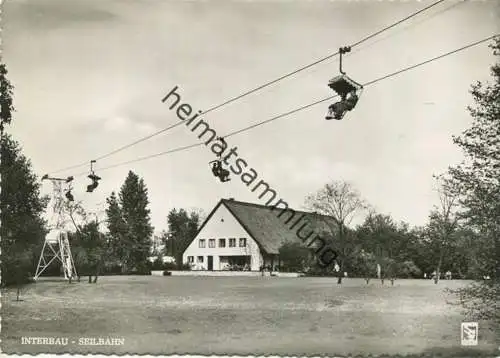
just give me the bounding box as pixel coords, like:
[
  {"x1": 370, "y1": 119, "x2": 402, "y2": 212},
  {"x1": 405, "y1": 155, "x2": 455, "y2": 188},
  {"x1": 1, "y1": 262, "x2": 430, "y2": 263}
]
[
  {"x1": 73, "y1": 143, "x2": 204, "y2": 177},
  {"x1": 349, "y1": 0, "x2": 468, "y2": 56},
  {"x1": 71, "y1": 34, "x2": 498, "y2": 176},
  {"x1": 189, "y1": 0, "x2": 449, "y2": 117},
  {"x1": 349, "y1": 0, "x2": 446, "y2": 49},
  {"x1": 225, "y1": 34, "x2": 498, "y2": 137},
  {"x1": 48, "y1": 0, "x2": 451, "y2": 175}
]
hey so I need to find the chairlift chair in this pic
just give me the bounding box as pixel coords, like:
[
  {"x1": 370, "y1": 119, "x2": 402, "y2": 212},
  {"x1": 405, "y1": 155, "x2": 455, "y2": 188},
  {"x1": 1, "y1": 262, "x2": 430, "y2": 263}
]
[
  {"x1": 65, "y1": 189, "x2": 74, "y2": 202},
  {"x1": 209, "y1": 160, "x2": 220, "y2": 176},
  {"x1": 209, "y1": 160, "x2": 230, "y2": 183},
  {"x1": 327, "y1": 75, "x2": 363, "y2": 100},
  {"x1": 208, "y1": 137, "x2": 231, "y2": 183},
  {"x1": 86, "y1": 174, "x2": 101, "y2": 192},
  {"x1": 325, "y1": 46, "x2": 363, "y2": 120},
  {"x1": 86, "y1": 160, "x2": 101, "y2": 192}
]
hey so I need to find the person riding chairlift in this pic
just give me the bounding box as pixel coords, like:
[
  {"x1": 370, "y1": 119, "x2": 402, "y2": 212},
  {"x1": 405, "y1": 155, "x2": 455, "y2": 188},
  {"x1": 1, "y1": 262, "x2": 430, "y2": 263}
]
[
  {"x1": 327, "y1": 90, "x2": 359, "y2": 120},
  {"x1": 211, "y1": 161, "x2": 220, "y2": 177},
  {"x1": 212, "y1": 161, "x2": 230, "y2": 182}
]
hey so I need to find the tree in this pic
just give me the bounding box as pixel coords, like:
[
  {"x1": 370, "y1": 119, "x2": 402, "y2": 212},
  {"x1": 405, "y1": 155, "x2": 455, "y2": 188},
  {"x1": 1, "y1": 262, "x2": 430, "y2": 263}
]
[
  {"x1": 446, "y1": 37, "x2": 500, "y2": 323},
  {"x1": 356, "y1": 211, "x2": 422, "y2": 283},
  {"x1": 66, "y1": 200, "x2": 107, "y2": 283},
  {"x1": 1, "y1": 136, "x2": 48, "y2": 291},
  {"x1": 0, "y1": 63, "x2": 14, "y2": 136},
  {"x1": 278, "y1": 241, "x2": 312, "y2": 272},
  {"x1": 357, "y1": 212, "x2": 403, "y2": 284},
  {"x1": 106, "y1": 191, "x2": 128, "y2": 271},
  {"x1": 156, "y1": 230, "x2": 170, "y2": 255},
  {"x1": 452, "y1": 228, "x2": 487, "y2": 279},
  {"x1": 425, "y1": 178, "x2": 460, "y2": 284},
  {"x1": 406, "y1": 226, "x2": 439, "y2": 278},
  {"x1": 1, "y1": 63, "x2": 50, "y2": 300},
  {"x1": 151, "y1": 234, "x2": 163, "y2": 256},
  {"x1": 106, "y1": 171, "x2": 154, "y2": 273},
  {"x1": 119, "y1": 171, "x2": 153, "y2": 272},
  {"x1": 305, "y1": 180, "x2": 367, "y2": 283},
  {"x1": 396, "y1": 260, "x2": 422, "y2": 279},
  {"x1": 70, "y1": 222, "x2": 106, "y2": 283},
  {"x1": 166, "y1": 208, "x2": 201, "y2": 267},
  {"x1": 350, "y1": 249, "x2": 377, "y2": 284}
]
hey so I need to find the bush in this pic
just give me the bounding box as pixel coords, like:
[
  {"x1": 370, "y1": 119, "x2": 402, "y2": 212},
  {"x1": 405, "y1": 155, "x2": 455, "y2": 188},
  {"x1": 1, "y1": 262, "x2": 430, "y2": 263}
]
[
  {"x1": 150, "y1": 257, "x2": 165, "y2": 270},
  {"x1": 278, "y1": 242, "x2": 312, "y2": 272},
  {"x1": 128, "y1": 270, "x2": 151, "y2": 275},
  {"x1": 103, "y1": 264, "x2": 123, "y2": 275},
  {"x1": 162, "y1": 270, "x2": 172, "y2": 276},
  {"x1": 396, "y1": 260, "x2": 422, "y2": 278},
  {"x1": 303, "y1": 267, "x2": 338, "y2": 277},
  {"x1": 127, "y1": 262, "x2": 151, "y2": 275},
  {"x1": 162, "y1": 262, "x2": 178, "y2": 270},
  {"x1": 178, "y1": 263, "x2": 191, "y2": 271}
]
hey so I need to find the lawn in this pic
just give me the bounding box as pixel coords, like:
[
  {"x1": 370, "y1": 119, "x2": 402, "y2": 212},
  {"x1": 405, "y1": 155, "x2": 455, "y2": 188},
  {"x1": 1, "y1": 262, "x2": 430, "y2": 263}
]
[{"x1": 1, "y1": 276, "x2": 498, "y2": 356}]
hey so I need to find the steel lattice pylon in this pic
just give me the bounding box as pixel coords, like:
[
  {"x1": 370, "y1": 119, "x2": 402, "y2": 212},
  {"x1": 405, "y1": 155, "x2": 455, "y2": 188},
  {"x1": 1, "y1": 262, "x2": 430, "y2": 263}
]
[{"x1": 34, "y1": 176, "x2": 78, "y2": 281}]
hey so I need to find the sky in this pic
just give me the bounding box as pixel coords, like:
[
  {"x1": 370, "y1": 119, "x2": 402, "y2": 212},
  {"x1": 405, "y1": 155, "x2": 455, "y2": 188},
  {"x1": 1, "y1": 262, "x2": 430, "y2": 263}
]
[{"x1": 2, "y1": 0, "x2": 499, "y2": 234}]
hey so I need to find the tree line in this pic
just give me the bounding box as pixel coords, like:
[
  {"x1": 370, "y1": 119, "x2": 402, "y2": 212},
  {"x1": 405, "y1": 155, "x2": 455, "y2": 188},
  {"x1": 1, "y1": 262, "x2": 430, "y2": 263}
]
[
  {"x1": 44, "y1": 171, "x2": 202, "y2": 281},
  {"x1": 278, "y1": 178, "x2": 477, "y2": 284}
]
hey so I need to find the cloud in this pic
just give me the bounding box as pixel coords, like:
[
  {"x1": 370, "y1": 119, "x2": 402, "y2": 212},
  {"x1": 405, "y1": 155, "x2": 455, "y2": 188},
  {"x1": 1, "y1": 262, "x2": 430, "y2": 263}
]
[
  {"x1": 102, "y1": 116, "x2": 129, "y2": 132},
  {"x1": 101, "y1": 116, "x2": 158, "y2": 134},
  {"x1": 4, "y1": 0, "x2": 117, "y2": 32}
]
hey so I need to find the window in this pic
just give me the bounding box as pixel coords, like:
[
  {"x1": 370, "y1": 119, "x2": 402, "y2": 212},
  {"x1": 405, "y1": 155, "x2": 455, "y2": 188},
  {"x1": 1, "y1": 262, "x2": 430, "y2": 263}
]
[
  {"x1": 199, "y1": 239, "x2": 206, "y2": 248},
  {"x1": 208, "y1": 239, "x2": 215, "y2": 248},
  {"x1": 239, "y1": 238, "x2": 247, "y2": 247},
  {"x1": 219, "y1": 238, "x2": 226, "y2": 248},
  {"x1": 197, "y1": 256, "x2": 204, "y2": 263},
  {"x1": 188, "y1": 256, "x2": 194, "y2": 263},
  {"x1": 229, "y1": 238, "x2": 236, "y2": 247}
]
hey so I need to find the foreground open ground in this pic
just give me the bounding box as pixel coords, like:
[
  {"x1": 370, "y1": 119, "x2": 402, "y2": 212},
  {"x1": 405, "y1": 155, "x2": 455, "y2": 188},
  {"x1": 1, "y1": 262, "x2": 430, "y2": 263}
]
[{"x1": 1, "y1": 276, "x2": 498, "y2": 356}]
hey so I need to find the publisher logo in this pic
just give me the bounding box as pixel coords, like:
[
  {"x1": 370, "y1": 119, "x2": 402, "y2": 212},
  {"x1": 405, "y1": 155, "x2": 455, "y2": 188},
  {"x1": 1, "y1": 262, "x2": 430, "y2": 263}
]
[{"x1": 461, "y1": 322, "x2": 478, "y2": 346}]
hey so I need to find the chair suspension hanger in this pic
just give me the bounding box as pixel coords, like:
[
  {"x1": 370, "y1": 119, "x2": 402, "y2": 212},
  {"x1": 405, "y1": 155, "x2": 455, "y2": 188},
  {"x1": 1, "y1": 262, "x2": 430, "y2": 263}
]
[
  {"x1": 87, "y1": 160, "x2": 101, "y2": 193},
  {"x1": 326, "y1": 46, "x2": 363, "y2": 121},
  {"x1": 41, "y1": 174, "x2": 75, "y2": 202}
]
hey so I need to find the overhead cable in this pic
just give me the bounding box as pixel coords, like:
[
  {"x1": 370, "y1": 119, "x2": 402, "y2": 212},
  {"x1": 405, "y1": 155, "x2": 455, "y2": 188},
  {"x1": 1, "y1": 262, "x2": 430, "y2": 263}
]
[
  {"x1": 74, "y1": 34, "x2": 498, "y2": 176},
  {"x1": 49, "y1": 0, "x2": 450, "y2": 174}
]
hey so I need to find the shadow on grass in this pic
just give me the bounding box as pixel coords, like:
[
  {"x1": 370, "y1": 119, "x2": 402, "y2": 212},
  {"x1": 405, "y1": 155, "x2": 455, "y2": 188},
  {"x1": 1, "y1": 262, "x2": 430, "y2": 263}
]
[
  {"x1": 33, "y1": 278, "x2": 72, "y2": 283},
  {"x1": 325, "y1": 299, "x2": 343, "y2": 307}
]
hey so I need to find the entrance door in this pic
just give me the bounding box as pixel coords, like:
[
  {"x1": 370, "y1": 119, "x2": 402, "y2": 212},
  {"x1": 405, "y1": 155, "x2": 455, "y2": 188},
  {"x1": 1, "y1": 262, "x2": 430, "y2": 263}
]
[{"x1": 207, "y1": 256, "x2": 213, "y2": 271}]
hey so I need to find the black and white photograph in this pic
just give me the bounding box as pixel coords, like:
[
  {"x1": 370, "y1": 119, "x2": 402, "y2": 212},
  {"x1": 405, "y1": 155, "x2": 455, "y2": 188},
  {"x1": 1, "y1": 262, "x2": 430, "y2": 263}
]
[{"x1": 1, "y1": 0, "x2": 499, "y2": 356}]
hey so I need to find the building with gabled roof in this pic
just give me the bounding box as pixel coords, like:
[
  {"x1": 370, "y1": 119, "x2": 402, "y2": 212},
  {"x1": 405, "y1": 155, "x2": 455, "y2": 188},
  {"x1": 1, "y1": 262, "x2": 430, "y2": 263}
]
[{"x1": 182, "y1": 198, "x2": 338, "y2": 271}]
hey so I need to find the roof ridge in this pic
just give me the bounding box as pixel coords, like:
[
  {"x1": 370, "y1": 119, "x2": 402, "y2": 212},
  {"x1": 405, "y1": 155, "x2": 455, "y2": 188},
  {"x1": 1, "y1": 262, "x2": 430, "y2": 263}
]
[{"x1": 221, "y1": 198, "x2": 334, "y2": 219}]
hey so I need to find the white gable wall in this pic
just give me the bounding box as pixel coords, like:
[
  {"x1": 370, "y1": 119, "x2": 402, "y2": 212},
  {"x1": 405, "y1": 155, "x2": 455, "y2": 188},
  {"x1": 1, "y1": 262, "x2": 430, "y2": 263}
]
[{"x1": 182, "y1": 203, "x2": 263, "y2": 271}]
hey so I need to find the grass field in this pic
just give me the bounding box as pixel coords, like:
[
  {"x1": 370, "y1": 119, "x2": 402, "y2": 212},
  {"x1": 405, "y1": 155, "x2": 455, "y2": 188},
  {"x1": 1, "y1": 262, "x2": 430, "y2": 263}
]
[{"x1": 1, "y1": 276, "x2": 498, "y2": 356}]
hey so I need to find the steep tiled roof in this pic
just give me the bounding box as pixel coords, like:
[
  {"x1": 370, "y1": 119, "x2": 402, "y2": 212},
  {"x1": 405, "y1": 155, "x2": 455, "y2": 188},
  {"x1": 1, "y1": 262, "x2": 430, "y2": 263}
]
[{"x1": 222, "y1": 199, "x2": 338, "y2": 255}]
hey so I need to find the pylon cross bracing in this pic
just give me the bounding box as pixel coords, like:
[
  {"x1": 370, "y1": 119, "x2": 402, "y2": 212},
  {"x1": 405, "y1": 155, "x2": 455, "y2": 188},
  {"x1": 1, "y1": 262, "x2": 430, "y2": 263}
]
[{"x1": 34, "y1": 177, "x2": 78, "y2": 281}]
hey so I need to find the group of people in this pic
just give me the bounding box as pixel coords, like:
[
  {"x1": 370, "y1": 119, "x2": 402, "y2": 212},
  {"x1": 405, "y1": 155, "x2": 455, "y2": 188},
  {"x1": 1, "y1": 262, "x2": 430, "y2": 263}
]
[{"x1": 424, "y1": 271, "x2": 453, "y2": 280}]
